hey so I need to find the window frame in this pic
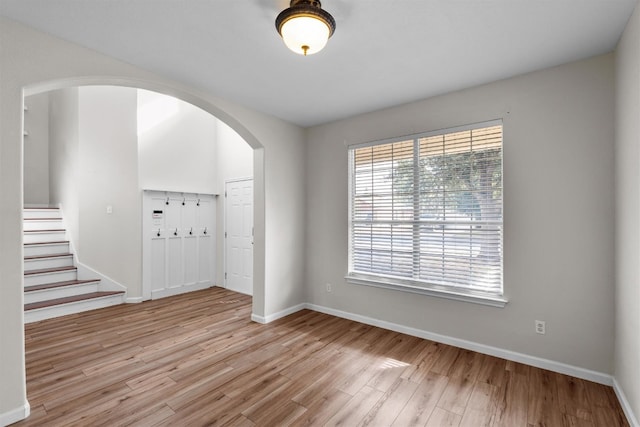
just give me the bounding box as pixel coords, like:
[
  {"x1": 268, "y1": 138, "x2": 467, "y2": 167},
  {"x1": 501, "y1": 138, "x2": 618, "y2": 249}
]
[{"x1": 346, "y1": 119, "x2": 507, "y2": 308}]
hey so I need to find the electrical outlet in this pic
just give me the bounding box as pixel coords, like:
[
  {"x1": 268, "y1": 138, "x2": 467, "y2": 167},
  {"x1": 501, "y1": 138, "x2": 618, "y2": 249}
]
[
  {"x1": 535, "y1": 320, "x2": 546, "y2": 335},
  {"x1": 326, "y1": 283, "x2": 332, "y2": 293}
]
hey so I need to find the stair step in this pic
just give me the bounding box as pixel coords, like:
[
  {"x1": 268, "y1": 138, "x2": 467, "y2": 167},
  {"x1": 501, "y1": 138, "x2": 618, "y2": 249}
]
[
  {"x1": 24, "y1": 266, "x2": 77, "y2": 286},
  {"x1": 24, "y1": 208, "x2": 62, "y2": 219},
  {"x1": 24, "y1": 279, "x2": 102, "y2": 304},
  {"x1": 24, "y1": 229, "x2": 66, "y2": 244},
  {"x1": 22, "y1": 207, "x2": 126, "y2": 322},
  {"x1": 24, "y1": 218, "x2": 64, "y2": 231},
  {"x1": 24, "y1": 253, "x2": 73, "y2": 261},
  {"x1": 24, "y1": 291, "x2": 125, "y2": 311},
  {"x1": 24, "y1": 265, "x2": 77, "y2": 276},
  {"x1": 24, "y1": 207, "x2": 59, "y2": 210},
  {"x1": 24, "y1": 241, "x2": 70, "y2": 257},
  {"x1": 24, "y1": 291, "x2": 126, "y2": 323},
  {"x1": 24, "y1": 279, "x2": 101, "y2": 293},
  {"x1": 24, "y1": 240, "x2": 69, "y2": 245},
  {"x1": 24, "y1": 253, "x2": 73, "y2": 270},
  {"x1": 24, "y1": 217, "x2": 62, "y2": 220}
]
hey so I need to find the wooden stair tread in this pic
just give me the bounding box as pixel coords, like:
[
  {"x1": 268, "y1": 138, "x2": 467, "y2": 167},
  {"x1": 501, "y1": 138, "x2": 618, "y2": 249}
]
[
  {"x1": 22, "y1": 207, "x2": 125, "y2": 320},
  {"x1": 25, "y1": 291, "x2": 124, "y2": 311},
  {"x1": 24, "y1": 266, "x2": 77, "y2": 276},
  {"x1": 24, "y1": 241, "x2": 69, "y2": 246},
  {"x1": 24, "y1": 253, "x2": 73, "y2": 261},
  {"x1": 25, "y1": 279, "x2": 100, "y2": 292}
]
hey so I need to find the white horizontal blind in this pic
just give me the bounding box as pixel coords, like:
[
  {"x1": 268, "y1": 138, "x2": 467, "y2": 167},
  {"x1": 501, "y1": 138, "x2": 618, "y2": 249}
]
[{"x1": 349, "y1": 122, "x2": 503, "y2": 296}]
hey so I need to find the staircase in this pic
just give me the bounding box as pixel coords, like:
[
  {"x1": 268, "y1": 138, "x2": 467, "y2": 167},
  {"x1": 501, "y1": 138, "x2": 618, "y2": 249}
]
[{"x1": 24, "y1": 207, "x2": 125, "y2": 323}]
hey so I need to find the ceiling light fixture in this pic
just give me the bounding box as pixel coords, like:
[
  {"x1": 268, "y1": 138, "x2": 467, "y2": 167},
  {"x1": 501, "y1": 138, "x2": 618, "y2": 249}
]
[{"x1": 275, "y1": 0, "x2": 336, "y2": 56}]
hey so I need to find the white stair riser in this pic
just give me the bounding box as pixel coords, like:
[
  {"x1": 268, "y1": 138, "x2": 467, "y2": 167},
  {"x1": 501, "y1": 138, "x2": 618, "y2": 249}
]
[
  {"x1": 24, "y1": 243, "x2": 70, "y2": 257},
  {"x1": 24, "y1": 231, "x2": 66, "y2": 244},
  {"x1": 24, "y1": 270, "x2": 77, "y2": 286},
  {"x1": 24, "y1": 282, "x2": 100, "y2": 304},
  {"x1": 23, "y1": 209, "x2": 61, "y2": 220},
  {"x1": 24, "y1": 256, "x2": 73, "y2": 271},
  {"x1": 22, "y1": 209, "x2": 125, "y2": 322},
  {"x1": 25, "y1": 294, "x2": 124, "y2": 323},
  {"x1": 24, "y1": 220, "x2": 64, "y2": 231}
]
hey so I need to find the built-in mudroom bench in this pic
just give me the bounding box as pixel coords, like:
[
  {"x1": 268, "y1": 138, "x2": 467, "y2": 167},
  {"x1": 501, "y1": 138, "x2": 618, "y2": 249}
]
[{"x1": 142, "y1": 190, "x2": 217, "y2": 300}]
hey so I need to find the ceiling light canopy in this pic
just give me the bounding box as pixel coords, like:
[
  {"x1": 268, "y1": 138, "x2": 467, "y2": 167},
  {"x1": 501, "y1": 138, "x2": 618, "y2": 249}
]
[{"x1": 275, "y1": 0, "x2": 336, "y2": 56}]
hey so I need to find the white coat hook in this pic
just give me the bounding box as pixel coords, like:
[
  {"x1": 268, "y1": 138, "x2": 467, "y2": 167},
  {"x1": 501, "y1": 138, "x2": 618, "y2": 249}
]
[
  {"x1": 203, "y1": 227, "x2": 208, "y2": 235},
  {"x1": 165, "y1": 197, "x2": 169, "y2": 205},
  {"x1": 189, "y1": 227, "x2": 193, "y2": 235},
  {"x1": 174, "y1": 228, "x2": 178, "y2": 236},
  {"x1": 197, "y1": 199, "x2": 200, "y2": 206},
  {"x1": 157, "y1": 229, "x2": 161, "y2": 237},
  {"x1": 182, "y1": 198, "x2": 185, "y2": 206}
]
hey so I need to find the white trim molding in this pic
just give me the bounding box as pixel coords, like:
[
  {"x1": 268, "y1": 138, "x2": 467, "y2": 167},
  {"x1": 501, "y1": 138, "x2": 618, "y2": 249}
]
[
  {"x1": 251, "y1": 303, "x2": 306, "y2": 324},
  {"x1": 150, "y1": 282, "x2": 213, "y2": 300},
  {"x1": 346, "y1": 274, "x2": 508, "y2": 308},
  {"x1": 305, "y1": 303, "x2": 612, "y2": 385},
  {"x1": 0, "y1": 401, "x2": 30, "y2": 426},
  {"x1": 613, "y1": 377, "x2": 640, "y2": 427},
  {"x1": 251, "y1": 313, "x2": 267, "y2": 324},
  {"x1": 255, "y1": 301, "x2": 613, "y2": 386},
  {"x1": 254, "y1": 302, "x2": 639, "y2": 425},
  {"x1": 76, "y1": 262, "x2": 127, "y2": 293}
]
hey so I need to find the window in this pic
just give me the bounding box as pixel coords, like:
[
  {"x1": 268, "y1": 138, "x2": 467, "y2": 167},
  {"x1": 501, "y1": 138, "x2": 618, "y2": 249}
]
[{"x1": 347, "y1": 120, "x2": 505, "y2": 306}]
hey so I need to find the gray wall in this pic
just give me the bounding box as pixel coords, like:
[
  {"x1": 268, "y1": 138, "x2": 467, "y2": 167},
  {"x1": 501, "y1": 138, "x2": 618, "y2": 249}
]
[
  {"x1": 23, "y1": 92, "x2": 49, "y2": 205},
  {"x1": 306, "y1": 54, "x2": 615, "y2": 374},
  {"x1": 77, "y1": 86, "x2": 141, "y2": 291},
  {"x1": 49, "y1": 88, "x2": 81, "y2": 251},
  {"x1": 615, "y1": 3, "x2": 640, "y2": 421},
  {"x1": 138, "y1": 89, "x2": 219, "y2": 194},
  {"x1": 50, "y1": 86, "x2": 141, "y2": 292}
]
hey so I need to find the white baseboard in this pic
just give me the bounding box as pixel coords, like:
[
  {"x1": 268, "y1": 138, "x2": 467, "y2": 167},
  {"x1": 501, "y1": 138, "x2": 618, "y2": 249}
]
[
  {"x1": 255, "y1": 301, "x2": 613, "y2": 386},
  {"x1": 251, "y1": 313, "x2": 267, "y2": 324},
  {"x1": 251, "y1": 303, "x2": 306, "y2": 324},
  {"x1": 0, "y1": 401, "x2": 30, "y2": 426},
  {"x1": 151, "y1": 282, "x2": 212, "y2": 300},
  {"x1": 613, "y1": 378, "x2": 640, "y2": 427},
  {"x1": 305, "y1": 303, "x2": 612, "y2": 385},
  {"x1": 125, "y1": 296, "x2": 144, "y2": 304}
]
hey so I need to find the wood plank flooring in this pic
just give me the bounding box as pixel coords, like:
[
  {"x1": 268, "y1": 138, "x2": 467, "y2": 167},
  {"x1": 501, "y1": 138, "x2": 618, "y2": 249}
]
[{"x1": 17, "y1": 287, "x2": 628, "y2": 426}]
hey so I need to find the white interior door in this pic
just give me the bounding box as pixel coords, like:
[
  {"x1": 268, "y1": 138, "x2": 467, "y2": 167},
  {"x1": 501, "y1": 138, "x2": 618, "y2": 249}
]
[{"x1": 225, "y1": 178, "x2": 253, "y2": 295}]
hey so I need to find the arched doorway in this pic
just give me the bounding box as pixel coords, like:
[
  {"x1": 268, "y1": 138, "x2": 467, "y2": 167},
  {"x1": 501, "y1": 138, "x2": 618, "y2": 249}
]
[
  {"x1": 22, "y1": 77, "x2": 265, "y2": 318},
  {"x1": 23, "y1": 85, "x2": 256, "y2": 309}
]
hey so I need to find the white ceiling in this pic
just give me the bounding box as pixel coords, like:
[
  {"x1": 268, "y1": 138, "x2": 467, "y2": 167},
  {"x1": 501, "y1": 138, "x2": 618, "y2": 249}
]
[{"x1": 0, "y1": 0, "x2": 637, "y2": 127}]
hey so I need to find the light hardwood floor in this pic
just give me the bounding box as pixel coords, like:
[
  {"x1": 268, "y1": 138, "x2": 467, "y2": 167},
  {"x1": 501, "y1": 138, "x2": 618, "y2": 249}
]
[{"x1": 17, "y1": 287, "x2": 628, "y2": 426}]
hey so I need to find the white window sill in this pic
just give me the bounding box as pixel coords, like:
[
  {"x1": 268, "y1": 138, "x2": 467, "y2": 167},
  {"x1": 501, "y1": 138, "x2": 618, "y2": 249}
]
[{"x1": 345, "y1": 273, "x2": 508, "y2": 308}]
